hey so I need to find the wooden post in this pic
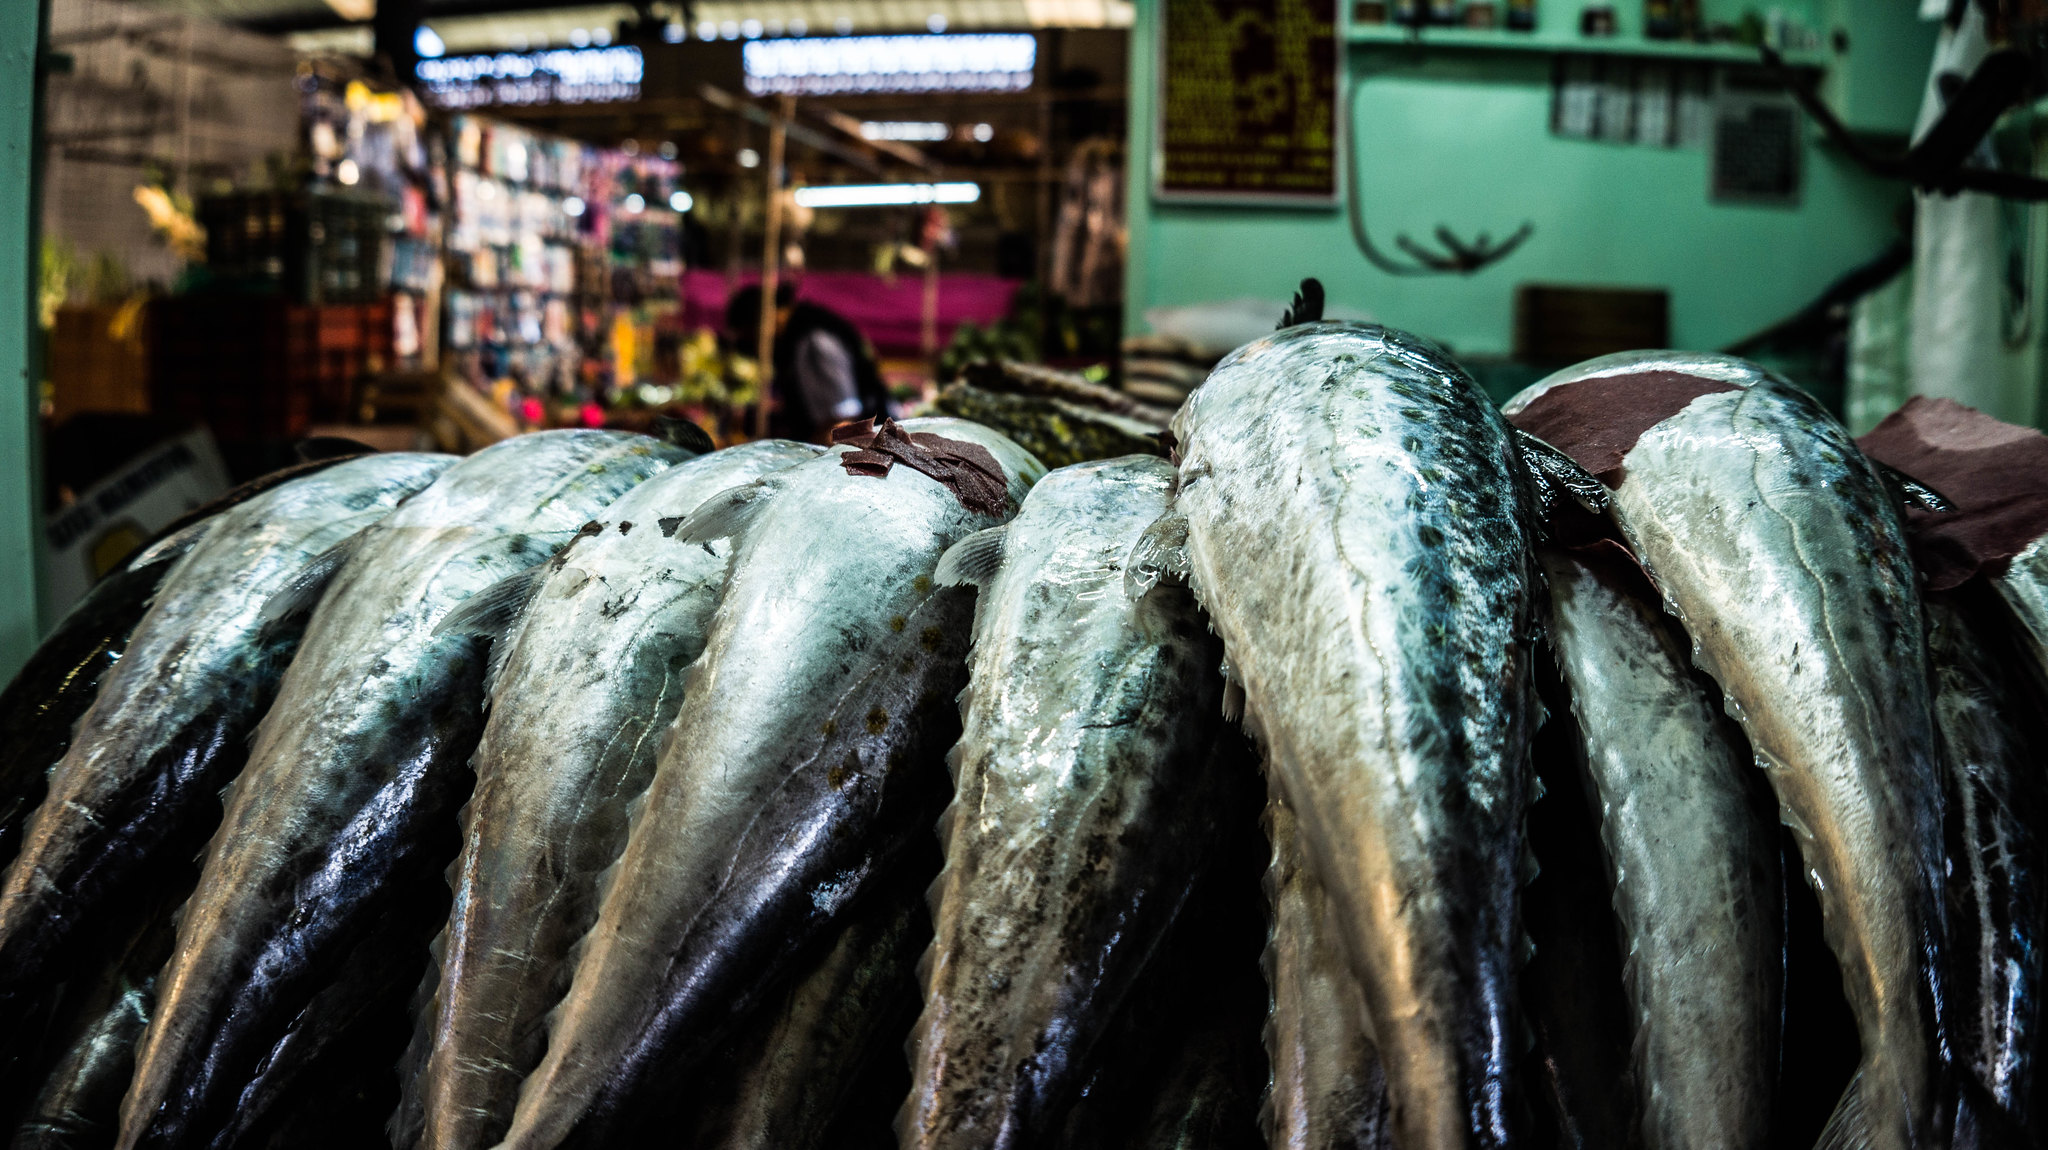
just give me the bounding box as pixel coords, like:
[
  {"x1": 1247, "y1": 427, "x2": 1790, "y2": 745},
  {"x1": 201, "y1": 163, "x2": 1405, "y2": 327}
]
[{"x1": 751, "y1": 94, "x2": 791, "y2": 441}]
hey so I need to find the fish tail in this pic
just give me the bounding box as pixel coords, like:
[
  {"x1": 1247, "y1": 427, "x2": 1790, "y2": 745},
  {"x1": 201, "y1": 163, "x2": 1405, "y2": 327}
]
[{"x1": 1815, "y1": 1070, "x2": 1876, "y2": 1150}]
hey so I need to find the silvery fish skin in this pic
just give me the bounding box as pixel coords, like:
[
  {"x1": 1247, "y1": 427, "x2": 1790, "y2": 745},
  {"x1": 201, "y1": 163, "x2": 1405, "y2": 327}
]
[
  {"x1": 1538, "y1": 548, "x2": 1780, "y2": 1150},
  {"x1": 1925, "y1": 593, "x2": 2045, "y2": 1137},
  {"x1": 1506, "y1": 351, "x2": 1946, "y2": 1150},
  {"x1": 1997, "y1": 537, "x2": 2048, "y2": 690},
  {"x1": 682, "y1": 855, "x2": 930, "y2": 1150},
  {"x1": 0, "y1": 545, "x2": 193, "y2": 876},
  {"x1": 8, "y1": 877, "x2": 183, "y2": 1150},
  {"x1": 1142, "y1": 323, "x2": 1542, "y2": 1150},
  {"x1": 1052, "y1": 737, "x2": 1267, "y2": 1150},
  {"x1": 0, "y1": 453, "x2": 456, "y2": 1020},
  {"x1": 0, "y1": 453, "x2": 375, "y2": 867},
  {"x1": 496, "y1": 417, "x2": 1043, "y2": 1150},
  {"x1": 1263, "y1": 796, "x2": 1392, "y2": 1150},
  {"x1": 903, "y1": 455, "x2": 1225, "y2": 1150},
  {"x1": 115, "y1": 431, "x2": 687, "y2": 1150},
  {"x1": 205, "y1": 876, "x2": 450, "y2": 1150},
  {"x1": 395, "y1": 439, "x2": 822, "y2": 1150}
]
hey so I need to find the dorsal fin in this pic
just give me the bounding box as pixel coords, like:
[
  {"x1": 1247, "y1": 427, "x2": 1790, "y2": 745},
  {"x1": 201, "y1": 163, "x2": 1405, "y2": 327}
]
[
  {"x1": 1874, "y1": 461, "x2": 1955, "y2": 514},
  {"x1": 294, "y1": 436, "x2": 377, "y2": 462},
  {"x1": 669, "y1": 480, "x2": 776, "y2": 546},
  {"x1": 934, "y1": 525, "x2": 1009, "y2": 588},
  {"x1": 435, "y1": 564, "x2": 552, "y2": 642},
  {"x1": 1124, "y1": 509, "x2": 1192, "y2": 600},
  {"x1": 126, "y1": 517, "x2": 216, "y2": 571},
  {"x1": 257, "y1": 530, "x2": 370, "y2": 636},
  {"x1": 1515, "y1": 428, "x2": 1610, "y2": 522},
  {"x1": 652, "y1": 416, "x2": 717, "y2": 456},
  {"x1": 1276, "y1": 278, "x2": 1325, "y2": 329}
]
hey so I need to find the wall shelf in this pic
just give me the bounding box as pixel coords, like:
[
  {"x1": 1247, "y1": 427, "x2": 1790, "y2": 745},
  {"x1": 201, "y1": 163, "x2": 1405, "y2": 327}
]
[{"x1": 1347, "y1": 24, "x2": 1829, "y2": 69}]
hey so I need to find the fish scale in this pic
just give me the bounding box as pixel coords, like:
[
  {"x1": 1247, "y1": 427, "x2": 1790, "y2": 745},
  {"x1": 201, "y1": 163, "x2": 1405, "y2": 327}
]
[
  {"x1": 114, "y1": 431, "x2": 689, "y2": 1150},
  {"x1": 1139, "y1": 323, "x2": 1543, "y2": 1150}
]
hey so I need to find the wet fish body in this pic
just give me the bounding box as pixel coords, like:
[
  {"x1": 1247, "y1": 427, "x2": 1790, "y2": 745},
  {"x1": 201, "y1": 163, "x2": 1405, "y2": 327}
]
[
  {"x1": 1262, "y1": 796, "x2": 1392, "y2": 1150},
  {"x1": 115, "y1": 431, "x2": 687, "y2": 1150},
  {"x1": 1506, "y1": 352, "x2": 1945, "y2": 1150},
  {"x1": 0, "y1": 553, "x2": 185, "y2": 876},
  {"x1": 1925, "y1": 592, "x2": 2046, "y2": 1138},
  {"x1": 903, "y1": 455, "x2": 1228, "y2": 1149},
  {"x1": 1144, "y1": 323, "x2": 1543, "y2": 1150},
  {"x1": 395, "y1": 440, "x2": 822, "y2": 1150},
  {"x1": 1538, "y1": 548, "x2": 1781, "y2": 1150},
  {"x1": 1998, "y1": 538, "x2": 2048, "y2": 690},
  {"x1": 494, "y1": 417, "x2": 1042, "y2": 1150},
  {"x1": 0, "y1": 454, "x2": 455, "y2": 1022},
  {"x1": 682, "y1": 853, "x2": 931, "y2": 1150}
]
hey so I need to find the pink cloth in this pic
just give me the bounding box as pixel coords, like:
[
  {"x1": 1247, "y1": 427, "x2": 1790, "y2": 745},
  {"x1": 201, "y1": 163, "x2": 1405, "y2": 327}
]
[{"x1": 681, "y1": 269, "x2": 1022, "y2": 357}]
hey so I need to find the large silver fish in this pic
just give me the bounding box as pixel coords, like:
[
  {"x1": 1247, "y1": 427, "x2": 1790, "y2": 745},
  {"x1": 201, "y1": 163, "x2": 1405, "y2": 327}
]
[
  {"x1": 1924, "y1": 593, "x2": 2046, "y2": 1141},
  {"x1": 1130, "y1": 323, "x2": 1545, "y2": 1150},
  {"x1": 114, "y1": 431, "x2": 688, "y2": 1150},
  {"x1": 0, "y1": 453, "x2": 455, "y2": 1029},
  {"x1": 1538, "y1": 547, "x2": 1780, "y2": 1150},
  {"x1": 902, "y1": 454, "x2": 1229, "y2": 1149},
  {"x1": 0, "y1": 451, "x2": 394, "y2": 877},
  {"x1": 1263, "y1": 796, "x2": 1392, "y2": 1150},
  {"x1": 393, "y1": 439, "x2": 822, "y2": 1150},
  {"x1": 1505, "y1": 351, "x2": 1948, "y2": 1150},
  {"x1": 494, "y1": 417, "x2": 1043, "y2": 1150}
]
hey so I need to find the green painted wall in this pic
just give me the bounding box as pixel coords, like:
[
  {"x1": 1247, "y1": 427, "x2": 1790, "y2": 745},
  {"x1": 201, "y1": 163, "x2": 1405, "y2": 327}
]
[
  {"x1": 1, "y1": 0, "x2": 43, "y2": 682},
  {"x1": 1126, "y1": 2, "x2": 1936, "y2": 360}
]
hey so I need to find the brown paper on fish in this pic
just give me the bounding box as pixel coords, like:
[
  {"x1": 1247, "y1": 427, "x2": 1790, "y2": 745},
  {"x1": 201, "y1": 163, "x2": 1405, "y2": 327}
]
[
  {"x1": 831, "y1": 418, "x2": 1011, "y2": 515},
  {"x1": 1857, "y1": 396, "x2": 2048, "y2": 591},
  {"x1": 1508, "y1": 371, "x2": 1740, "y2": 485}
]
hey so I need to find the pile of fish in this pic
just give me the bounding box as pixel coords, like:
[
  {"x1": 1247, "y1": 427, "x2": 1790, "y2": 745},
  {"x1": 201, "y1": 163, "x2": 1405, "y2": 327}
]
[{"x1": 5, "y1": 291, "x2": 2048, "y2": 1150}]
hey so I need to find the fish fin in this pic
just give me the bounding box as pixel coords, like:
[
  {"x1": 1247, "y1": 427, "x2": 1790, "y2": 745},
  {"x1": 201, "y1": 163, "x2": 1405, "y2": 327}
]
[
  {"x1": 1875, "y1": 461, "x2": 1956, "y2": 514},
  {"x1": 1515, "y1": 428, "x2": 1610, "y2": 519},
  {"x1": 293, "y1": 434, "x2": 377, "y2": 462},
  {"x1": 670, "y1": 480, "x2": 774, "y2": 546},
  {"x1": 127, "y1": 517, "x2": 215, "y2": 571},
  {"x1": 1220, "y1": 659, "x2": 1246, "y2": 722},
  {"x1": 1124, "y1": 509, "x2": 1191, "y2": 599},
  {"x1": 1814, "y1": 1071, "x2": 1874, "y2": 1150},
  {"x1": 436, "y1": 565, "x2": 551, "y2": 642},
  {"x1": 652, "y1": 415, "x2": 716, "y2": 456},
  {"x1": 1276, "y1": 277, "x2": 1325, "y2": 328},
  {"x1": 935, "y1": 525, "x2": 1009, "y2": 588},
  {"x1": 257, "y1": 530, "x2": 367, "y2": 634},
  {"x1": 390, "y1": 919, "x2": 452, "y2": 1149}
]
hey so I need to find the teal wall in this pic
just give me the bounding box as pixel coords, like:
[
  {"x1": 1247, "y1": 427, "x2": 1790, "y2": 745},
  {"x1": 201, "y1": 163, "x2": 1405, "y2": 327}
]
[
  {"x1": 1, "y1": 0, "x2": 43, "y2": 681},
  {"x1": 1126, "y1": 2, "x2": 1936, "y2": 359}
]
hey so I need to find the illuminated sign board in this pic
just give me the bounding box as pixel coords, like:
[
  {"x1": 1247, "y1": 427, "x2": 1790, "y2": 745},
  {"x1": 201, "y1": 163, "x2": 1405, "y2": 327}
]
[
  {"x1": 743, "y1": 34, "x2": 1035, "y2": 96},
  {"x1": 417, "y1": 46, "x2": 643, "y2": 108}
]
